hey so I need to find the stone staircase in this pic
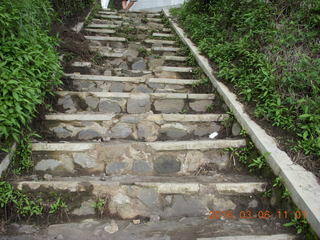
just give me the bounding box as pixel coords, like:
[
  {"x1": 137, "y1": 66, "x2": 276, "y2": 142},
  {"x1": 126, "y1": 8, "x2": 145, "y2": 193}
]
[{"x1": 9, "y1": 9, "x2": 298, "y2": 240}]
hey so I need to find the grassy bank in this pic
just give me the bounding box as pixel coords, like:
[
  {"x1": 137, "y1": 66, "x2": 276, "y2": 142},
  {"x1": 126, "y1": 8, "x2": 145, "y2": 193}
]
[{"x1": 172, "y1": 0, "x2": 320, "y2": 173}]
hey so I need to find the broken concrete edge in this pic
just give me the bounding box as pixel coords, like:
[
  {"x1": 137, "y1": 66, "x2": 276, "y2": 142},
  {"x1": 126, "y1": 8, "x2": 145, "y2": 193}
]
[
  {"x1": 0, "y1": 143, "x2": 17, "y2": 178},
  {"x1": 72, "y1": 7, "x2": 94, "y2": 33},
  {"x1": 163, "y1": 8, "x2": 320, "y2": 237}
]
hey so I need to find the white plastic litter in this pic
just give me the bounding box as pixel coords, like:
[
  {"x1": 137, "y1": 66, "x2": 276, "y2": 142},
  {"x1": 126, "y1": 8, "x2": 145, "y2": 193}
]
[
  {"x1": 209, "y1": 132, "x2": 218, "y2": 139},
  {"x1": 101, "y1": 0, "x2": 110, "y2": 9}
]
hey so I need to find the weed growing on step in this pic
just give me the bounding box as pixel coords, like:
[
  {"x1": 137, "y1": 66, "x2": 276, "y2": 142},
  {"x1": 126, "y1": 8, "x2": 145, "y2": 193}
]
[{"x1": 138, "y1": 47, "x2": 151, "y2": 58}]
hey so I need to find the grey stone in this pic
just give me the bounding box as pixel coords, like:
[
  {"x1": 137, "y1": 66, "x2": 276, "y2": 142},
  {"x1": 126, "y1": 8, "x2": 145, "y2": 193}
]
[
  {"x1": 52, "y1": 127, "x2": 72, "y2": 139},
  {"x1": 99, "y1": 101, "x2": 121, "y2": 113},
  {"x1": 164, "y1": 195, "x2": 205, "y2": 217},
  {"x1": 132, "y1": 160, "x2": 152, "y2": 174},
  {"x1": 110, "y1": 59, "x2": 122, "y2": 67},
  {"x1": 104, "y1": 220, "x2": 119, "y2": 234},
  {"x1": 232, "y1": 122, "x2": 242, "y2": 136},
  {"x1": 35, "y1": 159, "x2": 62, "y2": 172},
  {"x1": 86, "y1": 96, "x2": 100, "y2": 109},
  {"x1": 44, "y1": 174, "x2": 53, "y2": 180},
  {"x1": 103, "y1": 70, "x2": 112, "y2": 76},
  {"x1": 72, "y1": 200, "x2": 95, "y2": 216},
  {"x1": 127, "y1": 95, "x2": 151, "y2": 113},
  {"x1": 110, "y1": 123, "x2": 132, "y2": 138},
  {"x1": 121, "y1": 115, "x2": 139, "y2": 124},
  {"x1": 160, "y1": 123, "x2": 188, "y2": 139},
  {"x1": 110, "y1": 83, "x2": 125, "y2": 92},
  {"x1": 78, "y1": 129, "x2": 101, "y2": 140},
  {"x1": 106, "y1": 162, "x2": 127, "y2": 175},
  {"x1": 154, "y1": 100, "x2": 184, "y2": 113},
  {"x1": 137, "y1": 188, "x2": 158, "y2": 208},
  {"x1": 189, "y1": 100, "x2": 213, "y2": 112},
  {"x1": 154, "y1": 155, "x2": 181, "y2": 174},
  {"x1": 57, "y1": 95, "x2": 76, "y2": 112},
  {"x1": 110, "y1": 42, "x2": 125, "y2": 48},
  {"x1": 16, "y1": 225, "x2": 39, "y2": 234},
  {"x1": 194, "y1": 124, "x2": 221, "y2": 137},
  {"x1": 73, "y1": 153, "x2": 98, "y2": 169},
  {"x1": 133, "y1": 84, "x2": 153, "y2": 93},
  {"x1": 248, "y1": 199, "x2": 258, "y2": 209},
  {"x1": 165, "y1": 195, "x2": 173, "y2": 205},
  {"x1": 150, "y1": 215, "x2": 160, "y2": 222},
  {"x1": 132, "y1": 58, "x2": 146, "y2": 71},
  {"x1": 137, "y1": 122, "x2": 159, "y2": 141},
  {"x1": 119, "y1": 62, "x2": 129, "y2": 70},
  {"x1": 91, "y1": 68, "x2": 101, "y2": 75}
]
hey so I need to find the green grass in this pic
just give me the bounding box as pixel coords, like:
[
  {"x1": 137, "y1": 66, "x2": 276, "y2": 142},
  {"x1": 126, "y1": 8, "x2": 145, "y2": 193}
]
[{"x1": 172, "y1": 0, "x2": 320, "y2": 158}]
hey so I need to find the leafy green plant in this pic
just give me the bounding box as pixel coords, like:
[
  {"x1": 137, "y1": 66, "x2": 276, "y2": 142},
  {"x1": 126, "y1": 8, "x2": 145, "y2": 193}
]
[{"x1": 49, "y1": 197, "x2": 68, "y2": 214}]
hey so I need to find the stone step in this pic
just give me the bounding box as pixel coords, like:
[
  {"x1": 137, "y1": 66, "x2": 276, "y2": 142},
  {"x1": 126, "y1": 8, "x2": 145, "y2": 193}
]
[
  {"x1": 71, "y1": 62, "x2": 92, "y2": 68},
  {"x1": 89, "y1": 22, "x2": 121, "y2": 28},
  {"x1": 152, "y1": 33, "x2": 174, "y2": 38},
  {"x1": 43, "y1": 112, "x2": 229, "y2": 142},
  {"x1": 14, "y1": 175, "x2": 266, "y2": 220},
  {"x1": 198, "y1": 235, "x2": 296, "y2": 240},
  {"x1": 85, "y1": 36, "x2": 127, "y2": 42},
  {"x1": 64, "y1": 74, "x2": 198, "y2": 93},
  {"x1": 163, "y1": 28, "x2": 172, "y2": 33},
  {"x1": 32, "y1": 139, "x2": 245, "y2": 176},
  {"x1": 152, "y1": 46, "x2": 181, "y2": 52},
  {"x1": 164, "y1": 56, "x2": 188, "y2": 62},
  {"x1": 160, "y1": 66, "x2": 194, "y2": 73},
  {"x1": 98, "y1": 14, "x2": 123, "y2": 20},
  {"x1": 5, "y1": 217, "x2": 296, "y2": 240},
  {"x1": 98, "y1": 11, "x2": 117, "y2": 15},
  {"x1": 89, "y1": 46, "x2": 124, "y2": 58},
  {"x1": 55, "y1": 91, "x2": 216, "y2": 114},
  {"x1": 84, "y1": 28, "x2": 116, "y2": 34},
  {"x1": 144, "y1": 39, "x2": 176, "y2": 45},
  {"x1": 147, "y1": 13, "x2": 161, "y2": 18}
]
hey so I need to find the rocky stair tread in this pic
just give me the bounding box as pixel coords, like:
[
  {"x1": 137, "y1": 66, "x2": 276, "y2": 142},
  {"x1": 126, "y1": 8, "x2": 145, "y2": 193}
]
[
  {"x1": 84, "y1": 36, "x2": 127, "y2": 42},
  {"x1": 88, "y1": 47, "x2": 124, "y2": 58},
  {"x1": 164, "y1": 56, "x2": 188, "y2": 61},
  {"x1": 6, "y1": 217, "x2": 295, "y2": 240},
  {"x1": 162, "y1": 28, "x2": 172, "y2": 33},
  {"x1": 98, "y1": 11, "x2": 117, "y2": 15},
  {"x1": 56, "y1": 91, "x2": 216, "y2": 114},
  {"x1": 153, "y1": 32, "x2": 175, "y2": 38},
  {"x1": 31, "y1": 139, "x2": 245, "y2": 176},
  {"x1": 147, "y1": 13, "x2": 161, "y2": 17},
  {"x1": 88, "y1": 23, "x2": 121, "y2": 28},
  {"x1": 84, "y1": 28, "x2": 116, "y2": 34},
  {"x1": 43, "y1": 112, "x2": 229, "y2": 142},
  {"x1": 144, "y1": 39, "x2": 176, "y2": 45},
  {"x1": 98, "y1": 14, "x2": 123, "y2": 19},
  {"x1": 14, "y1": 175, "x2": 267, "y2": 220},
  {"x1": 71, "y1": 62, "x2": 92, "y2": 68},
  {"x1": 152, "y1": 46, "x2": 181, "y2": 52},
  {"x1": 160, "y1": 66, "x2": 194, "y2": 73},
  {"x1": 146, "y1": 18, "x2": 162, "y2": 23},
  {"x1": 198, "y1": 235, "x2": 297, "y2": 240}
]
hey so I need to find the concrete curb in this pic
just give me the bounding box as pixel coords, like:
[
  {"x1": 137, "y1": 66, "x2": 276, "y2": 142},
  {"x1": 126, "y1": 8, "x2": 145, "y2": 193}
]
[
  {"x1": 163, "y1": 8, "x2": 320, "y2": 237},
  {"x1": 0, "y1": 143, "x2": 16, "y2": 178}
]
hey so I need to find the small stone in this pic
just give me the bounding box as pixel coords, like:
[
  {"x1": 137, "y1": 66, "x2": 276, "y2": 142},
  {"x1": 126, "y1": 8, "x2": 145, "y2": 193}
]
[
  {"x1": 165, "y1": 195, "x2": 173, "y2": 204},
  {"x1": 52, "y1": 127, "x2": 72, "y2": 139},
  {"x1": 137, "y1": 188, "x2": 158, "y2": 208},
  {"x1": 119, "y1": 62, "x2": 129, "y2": 70},
  {"x1": 132, "y1": 219, "x2": 141, "y2": 225},
  {"x1": 154, "y1": 100, "x2": 184, "y2": 113},
  {"x1": 73, "y1": 153, "x2": 98, "y2": 169},
  {"x1": 43, "y1": 174, "x2": 53, "y2": 180},
  {"x1": 35, "y1": 159, "x2": 61, "y2": 172},
  {"x1": 86, "y1": 96, "x2": 99, "y2": 109},
  {"x1": 99, "y1": 101, "x2": 121, "y2": 113},
  {"x1": 104, "y1": 220, "x2": 119, "y2": 234},
  {"x1": 127, "y1": 95, "x2": 151, "y2": 114},
  {"x1": 131, "y1": 58, "x2": 146, "y2": 71},
  {"x1": 110, "y1": 83, "x2": 124, "y2": 92},
  {"x1": 110, "y1": 123, "x2": 132, "y2": 138},
  {"x1": 103, "y1": 70, "x2": 112, "y2": 76},
  {"x1": 133, "y1": 84, "x2": 153, "y2": 93},
  {"x1": 137, "y1": 122, "x2": 159, "y2": 141},
  {"x1": 57, "y1": 95, "x2": 76, "y2": 112},
  {"x1": 154, "y1": 155, "x2": 181, "y2": 174},
  {"x1": 90, "y1": 68, "x2": 101, "y2": 75},
  {"x1": 72, "y1": 200, "x2": 95, "y2": 216},
  {"x1": 132, "y1": 160, "x2": 152, "y2": 174},
  {"x1": 105, "y1": 162, "x2": 127, "y2": 175},
  {"x1": 110, "y1": 42, "x2": 125, "y2": 48},
  {"x1": 248, "y1": 199, "x2": 258, "y2": 209},
  {"x1": 160, "y1": 123, "x2": 188, "y2": 139},
  {"x1": 189, "y1": 100, "x2": 213, "y2": 112},
  {"x1": 78, "y1": 129, "x2": 101, "y2": 140},
  {"x1": 56, "y1": 234, "x2": 64, "y2": 240},
  {"x1": 232, "y1": 122, "x2": 242, "y2": 136},
  {"x1": 150, "y1": 215, "x2": 160, "y2": 222}
]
